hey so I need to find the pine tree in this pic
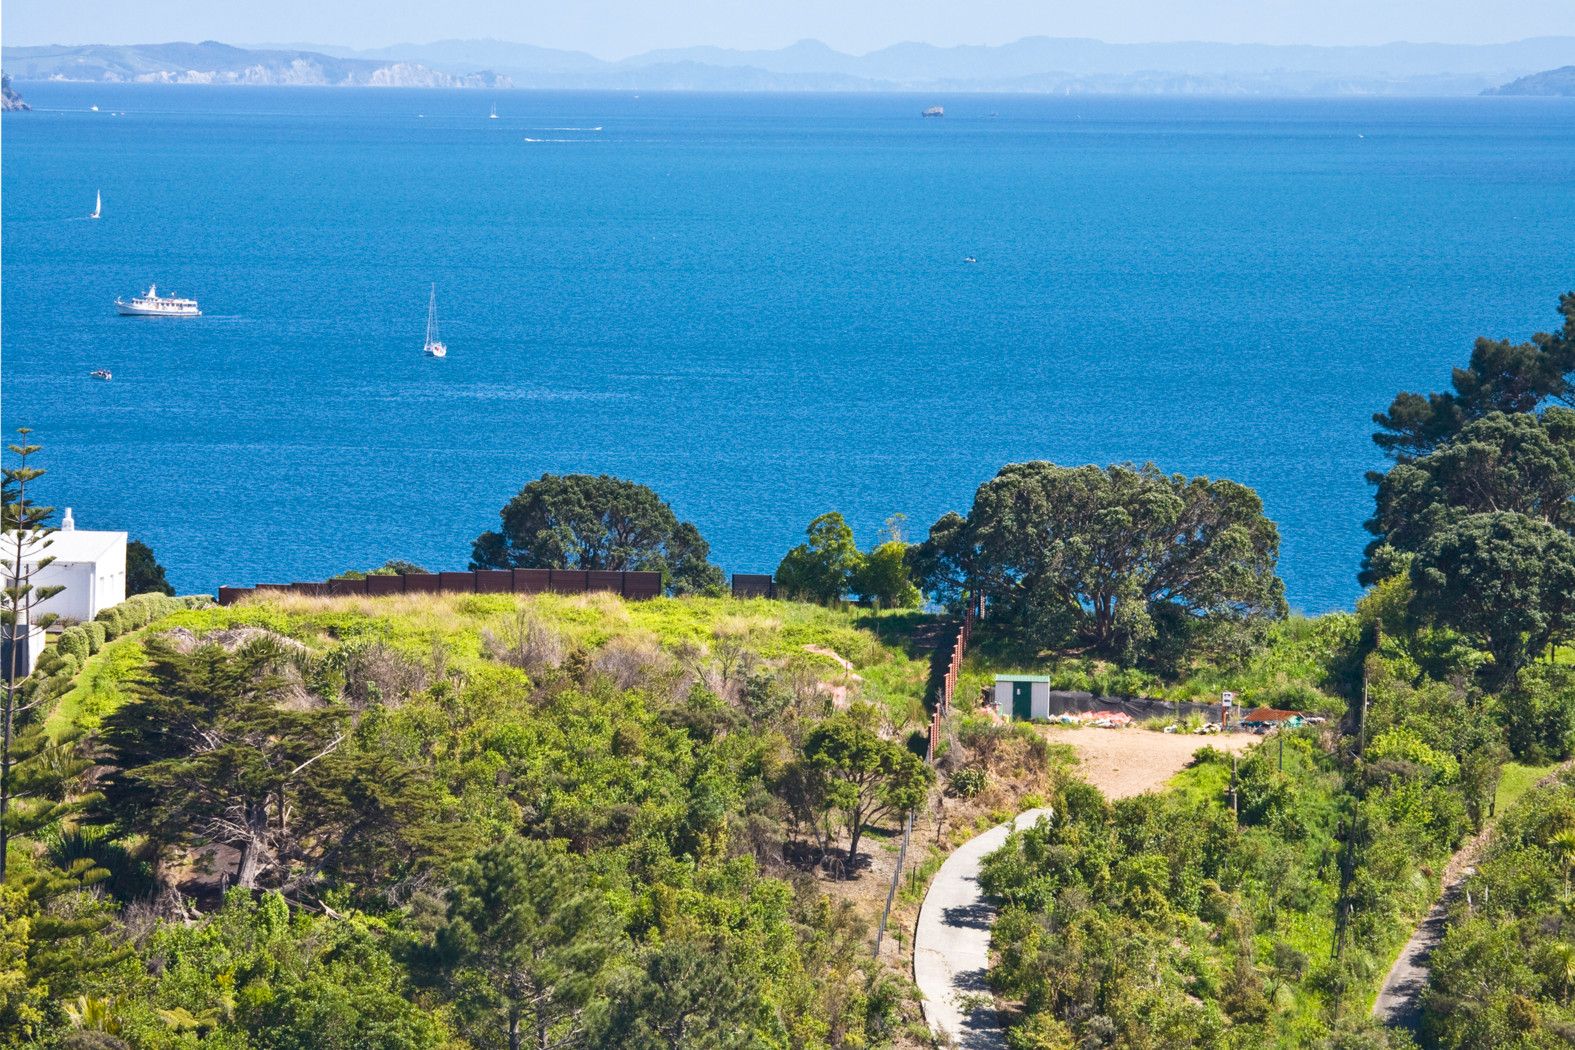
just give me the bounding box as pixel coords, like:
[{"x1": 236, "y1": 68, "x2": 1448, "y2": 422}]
[{"x1": 1, "y1": 429, "x2": 64, "y2": 881}]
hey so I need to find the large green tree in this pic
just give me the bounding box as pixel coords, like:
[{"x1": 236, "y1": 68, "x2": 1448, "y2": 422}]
[
  {"x1": 1409, "y1": 512, "x2": 1575, "y2": 687},
  {"x1": 914, "y1": 462, "x2": 1286, "y2": 666},
  {"x1": 1372, "y1": 293, "x2": 1575, "y2": 460},
  {"x1": 1, "y1": 428, "x2": 63, "y2": 882},
  {"x1": 471, "y1": 474, "x2": 723, "y2": 596},
  {"x1": 801, "y1": 705, "x2": 933, "y2": 871},
  {"x1": 94, "y1": 640, "x2": 347, "y2": 892},
  {"x1": 774, "y1": 512, "x2": 863, "y2": 605},
  {"x1": 600, "y1": 937, "x2": 770, "y2": 1050},
  {"x1": 1366, "y1": 408, "x2": 1575, "y2": 575},
  {"x1": 850, "y1": 541, "x2": 920, "y2": 609},
  {"x1": 434, "y1": 835, "x2": 619, "y2": 1050},
  {"x1": 125, "y1": 540, "x2": 173, "y2": 596}
]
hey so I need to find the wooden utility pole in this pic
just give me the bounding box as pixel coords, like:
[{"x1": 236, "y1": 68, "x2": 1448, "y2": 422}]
[{"x1": 1229, "y1": 752, "x2": 1239, "y2": 824}]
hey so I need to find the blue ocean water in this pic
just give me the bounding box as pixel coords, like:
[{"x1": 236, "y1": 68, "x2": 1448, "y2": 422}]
[{"x1": 3, "y1": 83, "x2": 1573, "y2": 609}]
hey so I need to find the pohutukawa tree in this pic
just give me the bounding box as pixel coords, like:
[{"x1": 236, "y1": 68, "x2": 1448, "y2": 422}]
[
  {"x1": 471, "y1": 473, "x2": 724, "y2": 596},
  {"x1": 1, "y1": 428, "x2": 63, "y2": 881},
  {"x1": 913, "y1": 461, "x2": 1287, "y2": 668}
]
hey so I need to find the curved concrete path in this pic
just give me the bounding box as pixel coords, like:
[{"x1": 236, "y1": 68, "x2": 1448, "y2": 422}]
[
  {"x1": 1371, "y1": 872, "x2": 1473, "y2": 1031},
  {"x1": 914, "y1": 808, "x2": 1053, "y2": 1048},
  {"x1": 1374, "y1": 760, "x2": 1573, "y2": 1029}
]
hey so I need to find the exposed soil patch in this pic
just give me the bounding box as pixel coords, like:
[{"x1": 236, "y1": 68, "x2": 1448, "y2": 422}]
[{"x1": 1037, "y1": 725, "x2": 1256, "y2": 800}]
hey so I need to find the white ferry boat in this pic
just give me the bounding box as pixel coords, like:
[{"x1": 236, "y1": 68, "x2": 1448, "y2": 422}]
[{"x1": 115, "y1": 284, "x2": 200, "y2": 317}]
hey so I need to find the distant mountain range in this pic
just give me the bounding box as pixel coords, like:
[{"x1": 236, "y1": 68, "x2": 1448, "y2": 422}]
[
  {"x1": 1484, "y1": 64, "x2": 1575, "y2": 95},
  {"x1": 6, "y1": 36, "x2": 1575, "y2": 95}
]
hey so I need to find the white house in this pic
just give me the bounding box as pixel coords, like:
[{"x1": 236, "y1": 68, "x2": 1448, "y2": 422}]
[{"x1": 2, "y1": 508, "x2": 128, "y2": 624}]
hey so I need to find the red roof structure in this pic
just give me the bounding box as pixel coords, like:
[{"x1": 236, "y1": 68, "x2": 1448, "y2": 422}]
[{"x1": 1241, "y1": 708, "x2": 1303, "y2": 723}]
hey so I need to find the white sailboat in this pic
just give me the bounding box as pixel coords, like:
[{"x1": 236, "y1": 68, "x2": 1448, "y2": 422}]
[
  {"x1": 423, "y1": 284, "x2": 447, "y2": 358},
  {"x1": 89, "y1": 190, "x2": 101, "y2": 220},
  {"x1": 489, "y1": 103, "x2": 498, "y2": 120}
]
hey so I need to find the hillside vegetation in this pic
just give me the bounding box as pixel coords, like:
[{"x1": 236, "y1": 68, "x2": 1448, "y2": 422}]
[{"x1": 3, "y1": 591, "x2": 968, "y2": 1048}]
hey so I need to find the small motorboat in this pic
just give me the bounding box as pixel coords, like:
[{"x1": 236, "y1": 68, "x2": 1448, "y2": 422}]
[
  {"x1": 90, "y1": 369, "x2": 112, "y2": 381},
  {"x1": 964, "y1": 256, "x2": 978, "y2": 264},
  {"x1": 90, "y1": 104, "x2": 100, "y2": 112}
]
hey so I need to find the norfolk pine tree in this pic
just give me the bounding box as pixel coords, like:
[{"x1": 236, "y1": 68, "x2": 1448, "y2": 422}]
[{"x1": 1, "y1": 429, "x2": 64, "y2": 881}]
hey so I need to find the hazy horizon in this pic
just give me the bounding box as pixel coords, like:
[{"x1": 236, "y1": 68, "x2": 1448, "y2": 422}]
[{"x1": 5, "y1": 0, "x2": 1573, "y2": 62}]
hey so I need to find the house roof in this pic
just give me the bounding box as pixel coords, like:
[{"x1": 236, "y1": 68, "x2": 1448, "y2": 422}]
[
  {"x1": 1, "y1": 529, "x2": 126, "y2": 565},
  {"x1": 995, "y1": 674, "x2": 1053, "y2": 683}
]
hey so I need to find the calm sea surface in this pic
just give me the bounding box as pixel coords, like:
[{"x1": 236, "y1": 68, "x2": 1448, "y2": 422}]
[{"x1": 4, "y1": 84, "x2": 1573, "y2": 608}]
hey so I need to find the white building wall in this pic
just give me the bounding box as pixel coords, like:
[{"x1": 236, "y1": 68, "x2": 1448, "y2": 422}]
[
  {"x1": 1031, "y1": 681, "x2": 1051, "y2": 720},
  {"x1": 32, "y1": 561, "x2": 96, "y2": 622},
  {"x1": 2, "y1": 525, "x2": 129, "y2": 623},
  {"x1": 993, "y1": 680, "x2": 1012, "y2": 717},
  {"x1": 93, "y1": 540, "x2": 126, "y2": 609}
]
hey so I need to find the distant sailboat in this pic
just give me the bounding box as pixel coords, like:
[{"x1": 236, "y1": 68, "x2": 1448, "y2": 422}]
[
  {"x1": 489, "y1": 103, "x2": 498, "y2": 120},
  {"x1": 89, "y1": 190, "x2": 101, "y2": 220},
  {"x1": 423, "y1": 284, "x2": 447, "y2": 358}
]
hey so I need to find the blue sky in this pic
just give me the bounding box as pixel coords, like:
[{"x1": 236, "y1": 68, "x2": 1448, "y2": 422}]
[{"x1": 5, "y1": 0, "x2": 1571, "y2": 58}]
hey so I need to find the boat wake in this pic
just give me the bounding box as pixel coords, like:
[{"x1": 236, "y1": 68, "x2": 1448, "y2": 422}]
[
  {"x1": 523, "y1": 137, "x2": 598, "y2": 143},
  {"x1": 532, "y1": 126, "x2": 603, "y2": 131}
]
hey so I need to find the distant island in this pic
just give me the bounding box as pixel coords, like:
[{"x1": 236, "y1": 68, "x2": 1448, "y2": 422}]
[
  {"x1": 1, "y1": 41, "x2": 510, "y2": 88},
  {"x1": 6, "y1": 35, "x2": 1575, "y2": 95},
  {"x1": 1485, "y1": 64, "x2": 1575, "y2": 95},
  {"x1": 1, "y1": 72, "x2": 28, "y2": 110}
]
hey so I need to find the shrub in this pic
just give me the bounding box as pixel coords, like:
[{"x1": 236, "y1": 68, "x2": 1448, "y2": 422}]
[
  {"x1": 949, "y1": 766, "x2": 988, "y2": 798},
  {"x1": 85, "y1": 621, "x2": 107, "y2": 652},
  {"x1": 1501, "y1": 666, "x2": 1575, "y2": 762},
  {"x1": 53, "y1": 653, "x2": 81, "y2": 680},
  {"x1": 96, "y1": 606, "x2": 124, "y2": 638},
  {"x1": 56, "y1": 627, "x2": 90, "y2": 661}
]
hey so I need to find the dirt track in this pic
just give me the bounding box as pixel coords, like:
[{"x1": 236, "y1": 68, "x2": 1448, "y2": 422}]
[{"x1": 1040, "y1": 725, "x2": 1257, "y2": 799}]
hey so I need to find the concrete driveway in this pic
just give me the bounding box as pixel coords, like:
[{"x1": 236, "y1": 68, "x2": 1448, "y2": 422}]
[{"x1": 913, "y1": 807, "x2": 1053, "y2": 1049}]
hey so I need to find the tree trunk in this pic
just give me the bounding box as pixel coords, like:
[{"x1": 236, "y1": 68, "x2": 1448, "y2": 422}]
[
  {"x1": 847, "y1": 820, "x2": 864, "y2": 872},
  {"x1": 234, "y1": 801, "x2": 271, "y2": 889},
  {"x1": 508, "y1": 1005, "x2": 521, "y2": 1050}
]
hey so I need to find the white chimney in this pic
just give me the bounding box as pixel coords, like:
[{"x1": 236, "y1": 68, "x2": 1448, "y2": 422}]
[{"x1": 61, "y1": 508, "x2": 75, "y2": 531}]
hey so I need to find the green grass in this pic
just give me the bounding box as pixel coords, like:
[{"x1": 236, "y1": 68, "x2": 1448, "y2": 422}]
[
  {"x1": 1495, "y1": 760, "x2": 1557, "y2": 817},
  {"x1": 45, "y1": 631, "x2": 151, "y2": 741},
  {"x1": 41, "y1": 592, "x2": 933, "y2": 739}
]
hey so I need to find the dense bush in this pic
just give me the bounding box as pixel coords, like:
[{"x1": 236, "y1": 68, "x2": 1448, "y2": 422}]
[
  {"x1": 6, "y1": 595, "x2": 932, "y2": 1048},
  {"x1": 1499, "y1": 665, "x2": 1575, "y2": 763}
]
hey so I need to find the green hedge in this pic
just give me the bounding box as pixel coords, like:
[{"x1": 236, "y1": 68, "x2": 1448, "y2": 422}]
[
  {"x1": 95, "y1": 592, "x2": 191, "y2": 641},
  {"x1": 56, "y1": 627, "x2": 91, "y2": 661}
]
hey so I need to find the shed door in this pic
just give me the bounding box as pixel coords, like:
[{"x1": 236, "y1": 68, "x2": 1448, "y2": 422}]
[{"x1": 1012, "y1": 681, "x2": 1033, "y2": 721}]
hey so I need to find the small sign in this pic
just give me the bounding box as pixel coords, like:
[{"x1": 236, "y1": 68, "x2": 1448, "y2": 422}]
[{"x1": 1221, "y1": 691, "x2": 1236, "y2": 707}]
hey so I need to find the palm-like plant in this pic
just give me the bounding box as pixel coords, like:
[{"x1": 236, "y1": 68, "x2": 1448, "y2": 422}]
[
  {"x1": 64, "y1": 995, "x2": 122, "y2": 1034},
  {"x1": 1550, "y1": 827, "x2": 1575, "y2": 899},
  {"x1": 1539, "y1": 941, "x2": 1575, "y2": 1003}
]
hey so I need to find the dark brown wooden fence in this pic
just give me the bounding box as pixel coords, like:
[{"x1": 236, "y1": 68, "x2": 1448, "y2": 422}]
[
  {"x1": 730, "y1": 574, "x2": 777, "y2": 599},
  {"x1": 219, "y1": 570, "x2": 776, "y2": 606},
  {"x1": 218, "y1": 568, "x2": 665, "y2": 606}
]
